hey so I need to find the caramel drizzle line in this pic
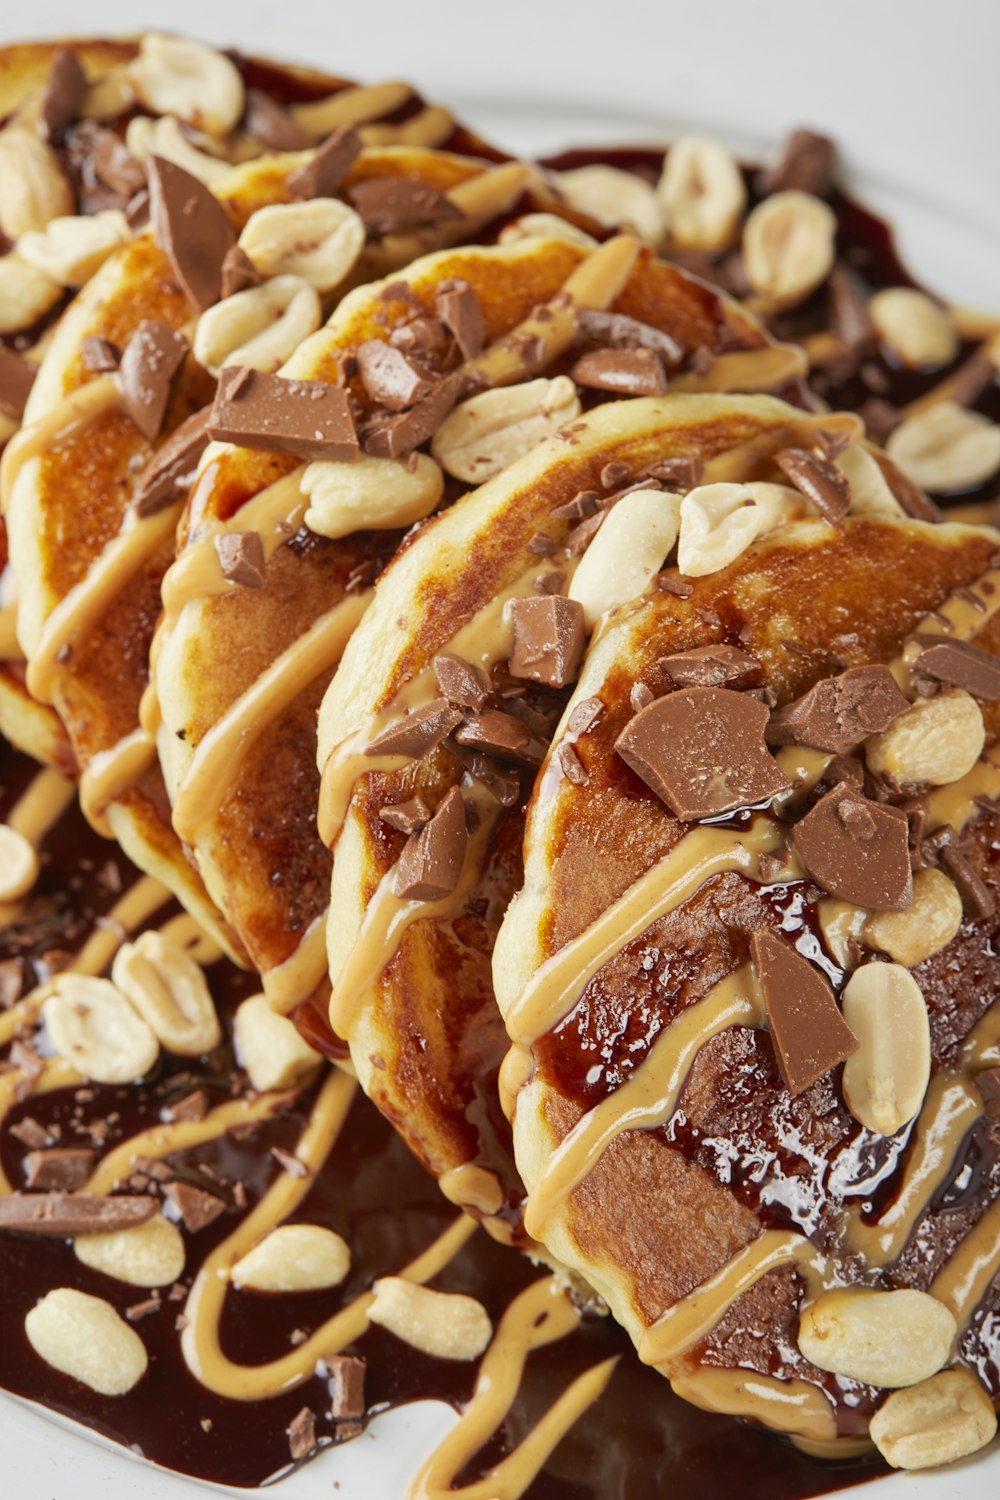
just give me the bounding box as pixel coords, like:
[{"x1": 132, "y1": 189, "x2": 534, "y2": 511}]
[
  {"x1": 931, "y1": 1193, "x2": 1000, "y2": 1337},
  {"x1": 670, "y1": 344, "x2": 809, "y2": 395},
  {"x1": 180, "y1": 1068, "x2": 477, "y2": 1399},
  {"x1": 171, "y1": 590, "x2": 372, "y2": 844},
  {"x1": 0, "y1": 766, "x2": 77, "y2": 926},
  {"x1": 668, "y1": 1366, "x2": 841, "y2": 1450},
  {"x1": 407, "y1": 1276, "x2": 617, "y2": 1500},
  {"x1": 329, "y1": 780, "x2": 503, "y2": 1037}
]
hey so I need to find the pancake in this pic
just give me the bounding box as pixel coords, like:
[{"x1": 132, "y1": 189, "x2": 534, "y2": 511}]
[
  {"x1": 492, "y1": 502, "x2": 1000, "y2": 1448},
  {"x1": 0, "y1": 34, "x2": 530, "y2": 961},
  {"x1": 154, "y1": 231, "x2": 791, "y2": 1047},
  {"x1": 312, "y1": 392, "x2": 881, "y2": 1239}
]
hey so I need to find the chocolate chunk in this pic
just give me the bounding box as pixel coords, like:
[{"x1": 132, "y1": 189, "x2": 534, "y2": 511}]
[
  {"x1": 357, "y1": 340, "x2": 437, "y2": 412},
  {"x1": 88, "y1": 124, "x2": 147, "y2": 202},
  {"x1": 148, "y1": 155, "x2": 236, "y2": 312},
  {"x1": 394, "y1": 785, "x2": 468, "y2": 901},
  {"x1": 366, "y1": 698, "x2": 462, "y2": 759},
  {"x1": 567, "y1": 696, "x2": 604, "y2": 736},
  {"x1": 0, "y1": 957, "x2": 24, "y2": 1009},
  {"x1": 208, "y1": 367, "x2": 360, "y2": 462},
  {"x1": 41, "y1": 48, "x2": 87, "y2": 139},
  {"x1": 570, "y1": 346, "x2": 668, "y2": 398},
  {"x1": 434, "y1": 653, "x2": 490, "y2": 711},
  {"x1": 287, "y1": 125, "x2": 362, "y2": 200},
  {"x1": 164, "y1": 1180, "x2": 227, "y2": 1232},
  {"x1": 454, "y1": 710, "x2": 541, "y2": 762},
  {"x1": 215, "y1": 531, "x2": 266, "y2": 589},
  {"x1": 391, "y1": 317, "x2": 450, "y2": 357},
  {"x1": 508, "y1": 596, "x2": 585, "y2": 690},
  {"x1": 558, "y1": 742, "x2": 588, "y2": 785},
  {"x1": 643, "y1": 455, "x2": 703, "y2": 491},
  {"x1": 288, "y1": 1406, "x2": 316, "y2": 1461},
  {"x1": 884, "y1": 463, "x2": 942, "y2": 524},
  {"x1": 378, "y1": 797, "x2": 431, "y2": 835},
  {"x1": 23, "y1": 1147, "x2": 94, "y2": 1192},
  {"x1": 792, "y1": 784, "x2": 912, "y2": 910},
  {"x1": 631, "y1": 682, "x2": 654, "y2": 711},
  {"x1": 459, "y1": 751, "x2": 521, "y2": 806},
  {"x1": 133, "y1": 406, "x2": 212, "y2": 517},
  {"x1": 435, "y1": 280, "x2": 485, "y2": 361},
  {"x1": 774, "y1": 447, "x2": 851, "y2": 524},
  {"x1": 81, "y1": 335, "x2": 121, "y2": 373},
  {"x1": 912, "y1": 636, "x2": 1000, "y2": 702},
  {"x1": 327, "y1": 1353, "x2": 366, "y2": 1421},
  {"x1": 940, "y1": 844, "x2": 996, "y2": 920},
  {"x1": 552, "y1": 489, "x2": 599, "y2": 522},
  {"x1": 759, "y1": 129, "x2": 836, "y2": 198},
  {"x1": 118, "y1": 320, "x2": 189, "y2": 441},
  {"x1": 750, "y1": 928, "x2": 857, "y2": 1096},
  {"x1": 975, "y1": 1067, "x2": 1000, "y2": 1122},
  {"x1": 575, "y1": 308, "x2": 684, "y2": 367},
  {"x1": 659, "y1": 644, "x2": 757, "y2": 689},
  {"x1": 363, "y1": 372, "x2": 466, "y2": 459},
  {"x1": 243, "y1": 88, "x2": 315, "y2": 152},
  {"x1": 0, "y1": 1193, "x2": 157, "y2": 1236},
  {"x1": 163, "y1": 1090, "x2": 209, "y2": 1124},
  {"x1": 219, "y1": 245, "x2": 262, "y2": 300},
  {"x1": 828, "y1": 266, "x2": 874, "y2": 352},
  {"x1": 348, "y1": 177, "x2": 463, "y2": 233},
  {"x1": 9, "y1": 1117, "x2": 52, "y2": 1150},
  {"x1": 0, "y1": 346, "x2": 37, "y2": 420},
  {"x1": 766, "y1": 665, "x2": 909, "y2": 753},
  {"x1": 615, "y1": 687, "x2": 790, "y2": 820}
]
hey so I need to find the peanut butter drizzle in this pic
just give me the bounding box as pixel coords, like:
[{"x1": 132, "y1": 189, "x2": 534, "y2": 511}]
[
  {"x1": 5, "y1": 766, "x2": 76, "y2": 844},
  {"x1": 261, "y1": 911, "x2": 330, "y2": 1015},
  {"x1": 361, "y1": 105, "x2": 454, "y2": 149},
  {"x1": 172, "y1": 591, "x2": 371, "y2": 844},
  {"x1": 407, "y1": 1276, "x2": 615, "y2": 1500},
  {"x1": 638, "y1": 1230, "x2": 832, "y2": 1369},
  {"x1": 438, "y1": 1162, "x2": 505, "y2": 1217},
  {"x1": 0, "y1": 375, "x2": 119, "y2": 508},
  {"x1": 290, "y1": 81, "x2": 415, "y2": 136},
  {"x1": 329, "y1": 779, "x2": 502, "y2": 1038},
  {"x1": 79, "y1": 724, "x2": 159, "y2": 837},
  {"x1": 523, "y1": 968, "x2": 764, "y2": 1239},
  {"x1": 181, "y1": 1068, "x2": 479, "y2": 1399},
  {"x1": 931, "y1": 1193, "x2": 1000, "y2": 1336},
  {"x1": 0, "y1": 598, "x2": 21, "y2": 659},
  {"x1": 669, "y1": 1366, "x2": 840, "y2": 1448},
  {"x1": 670, "y1": 344, "x2": 809, "y2": 394}
]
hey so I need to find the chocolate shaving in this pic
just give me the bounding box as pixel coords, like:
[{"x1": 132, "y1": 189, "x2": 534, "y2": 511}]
[
  {"x1": 0, "y1": 346, "x2": 37, "y2": 420},
  {"x1": 793, "y1": 784, "x2": 912, "y2": 910},
  {"x1": 357, "y1": 340, "x2": 437, "y2": 412},
  {"x1": 750, "y1": 927, "x2": 857, "y2": 1096},
  {"x1": 288, "y1": 1406, "x2": 317, "y2": 1461},
  {"x1": 41, "y1": 49, "x2": 88, "y2": 139},
  {"x1": 363, "y1": 372, "x2": 466, "y2": 459},
  {"x1": 570, "y1": 347, "x2": 668, "y2": 398},
  {"x1": 454, "y1": 710, "x2": 542, "y2": 763},
  {"x1": 394, "y1": 785, "x2": 468, "y2": 901},
  {"x1": 774, "y1": 447, "x2": 851, "y2": 524},
  {"x1": 133, "y1": 407, "x2": 212, "y2": 517},
  {"x1": 643, "y1": 455, "x2": 704, "y2": 491},
  {"x1": 23, "y1": 1147, "x2": 95, "y2": 1192},
  {"x1": 288, "y1": 125, "x2": 362, "y2": 200},
  {"x1": 940, "y1": 845, "x2": 996, "y2": 920},
  {"x1": 148, "y1": 155, "x2": 236, "y2": 313},
  {"x1": 508, "y1": 596, "x2": 585, "y2": 690},
  {"x1": 209, "y1": 367, "x2": 360, "y2": 462},
  {"x1": 766, "y1": 665, "x2": 909, "y2": 753},
  {"x1": 911, "y1": 635, "x2": 1000, "y2": 702},
  {"x1": 126, "y1": 1296, "x2": 161, "y2": 1323},
  {"x1": 614, "y1": 687, "x2": 790, "y2": 820},
  {"x1": 576, "y1": 308, "x2": 684, "y2": 367},
  {"x1": 118, "y1": 320, "x2": 189, "y2": 441},
  {"x1": 164, "y1": 1180, "x2": 227, "y2": 1232},
  {"x1": 378, "y1": 798, "x2": 431, "y2": 835},
  {"x1": 243, "y1": 89, "x2": 315, "y2": 152},
  {"x1": 219, "y1": 245, "x2": 262, "y2": 300},
  {"x1": 434, "y1": 653, "x2": 490, "y2": 711},
  {"x1": 327, "y1": 1353, "x2": 366, "y2": 1421},
  {"x1": 0, "y1": 1192, "x2": 157, "y2": 1236},
  {"x1": 758, "y1": 129, "x2": 836, "y2": 199},
  {"x1": 659, "y1": 644, "x2": 757, "y2": 689},
  {"x1": 348, "y1": 177, "x2": 463, "y2": 234},
  {"x1": 81, "y1": 335, "x2": 121, "y2": 373},
  {"x1": 435, "y1": 280, "x2": 485, "y2": 361},
  {"x1": 215, "y1": 531, "x2": 266, "y2": 589},
  {"x1": 365, "y1": 698, "x2": 462, "y2": 759}
]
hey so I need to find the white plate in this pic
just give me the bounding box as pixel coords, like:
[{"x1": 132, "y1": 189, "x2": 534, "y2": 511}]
[{"x1": 3, "y1": 3, "x2": 998, "y2": 1496}]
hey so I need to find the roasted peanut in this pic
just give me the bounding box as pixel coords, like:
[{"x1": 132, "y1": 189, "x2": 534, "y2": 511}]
[
  {"x1": 75, "y1": 1213, "x2": 186, "y2": 1289},
  {"x1": 194, "y1": 275, "x2": 322, "y2": 375},
  {"x1": 128, "y1": 33, "x2": 245, "y2": 137},
  {"x1": 657, "y1": 136, "x2": 746, "y2": 251},
  {"x1": 368, "y1": 1277, "x2": 492, "y2": 1360},
  {"x1": 0, "y1": 255, "x2": 63, "y2": 335},
  {"x1": 836, "y1": 443, "x2": 904, "y2": 518},
  {"x1": 864, "y1": 868, "x2": 962, "y2": 968},
  {"x1": 44, "y1": 974, "x2": 160, "y2": 1084},
  {"x1": 431, "y1": 376, "x2": 581, "y2": 484},
  {"x1": 232, "y1": 1224, "x2": 350, "y2": 1292},
  {"x1": 886, "y1": 401, "x2": 1000, "y2": 494},
  {"x1": 26, "y1": 1288, "x2": 148, "y2": 1395},
  {"x1": 233, "y1": 993, "x2": 324, "y2": 1092},
  {"x1": 497, "y1": 213, "x2": 598, "y2": 249},
  {"x1": 743, "y1": 190, "x2": 836, "y2": 307},
  {"x1": 554, "y1": 165, "x2": 661, "y2": 243},
  {"x1": 0, "y1": 824, "x2": 40, "y2": 901},
  {"x1": 869, "y1": 288, "x2": 959, "y2": 371},
  {"x1": 17, "y1": 210, "x2": 130, "y2": 288},
  {"x1": 866, "y1": 688, "x2": 985, "y2": 787},
  {"x1": 841, "y1": 963, "x2": 931, "y2": 1134},
  {"x1": 238, "y1": 199, "x2": 365, "y2": 292},
  {"x1": 111, "y1": 931, "x2": 221, "y2": 1057},
  {"x1": 798, "y1": 1286, "x2": 956, "y2": 1387},
  {"x1": 125, "y1": 113, "x2": 231, "y2": 187},
  {"x1": 0, "y1": 126, "x2": 74, "y2": 238},
  {"x1": 568, "y1": 488, "x2": 681, "y2": 628},
  {"x1": 869, "y1": 1367, "x2": 998, "y2": 1470},
  {"x1": 677, "y1": 483, "x2": 765, "y2": 576},
  {"x1": 303, "y1": 451, "x2": 443, "y2": 540}
]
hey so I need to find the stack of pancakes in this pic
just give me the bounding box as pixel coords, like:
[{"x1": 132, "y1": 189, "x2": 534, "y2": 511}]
[{"x1": 3, "y1": 31, "x2": 1000, "y2": 1473}]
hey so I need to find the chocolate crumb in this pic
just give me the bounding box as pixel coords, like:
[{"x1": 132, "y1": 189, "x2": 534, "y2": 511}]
[{"x1": 288, "y1": 1406, "x2": 317, "y2": 1461}]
